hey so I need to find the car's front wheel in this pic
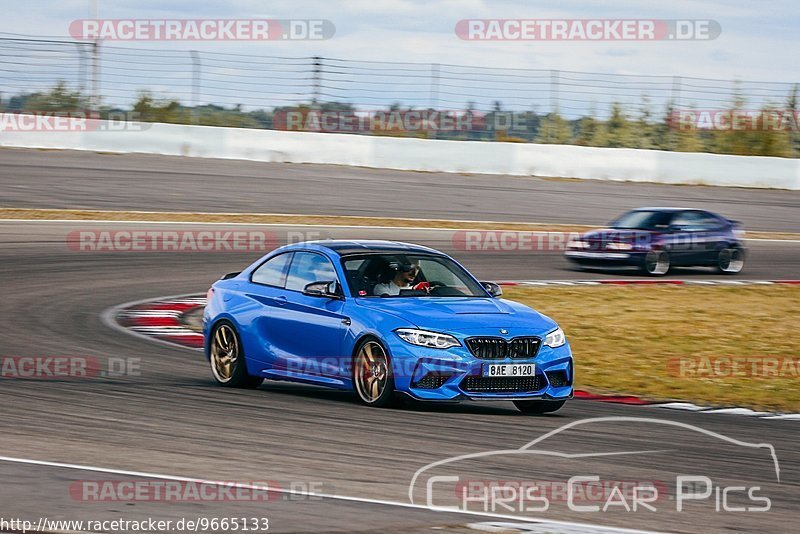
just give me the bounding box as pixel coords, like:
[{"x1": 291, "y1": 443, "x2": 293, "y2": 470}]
[
  {"x1": 641, "y1": 250, "x2": 670, "y2": 276},
  {"x1": 209, "y1": 321, "x2": 264, "y2": 388},
  {"x1": 716, "y1": 247, "x2": 745, "y2": 274},
  {"x1": 514, "y1": 399, "x2": 566, "y2": 414},
  {"x1": 353, "y1": 339, "x2": 396, "y2": 407}
]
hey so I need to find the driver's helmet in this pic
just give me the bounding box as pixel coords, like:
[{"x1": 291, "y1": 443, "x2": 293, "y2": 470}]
[{"x1": 382, "y1": 260, "x2": 418, "y2": 283}]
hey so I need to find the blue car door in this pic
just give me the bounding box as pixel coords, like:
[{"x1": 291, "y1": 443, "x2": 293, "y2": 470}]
[
  {"x1": 243, "y1": 251, "x2": 295, "y2": 368},
  {"x1": 265, "y1": 251, "x2": 349, "y2": 380}
]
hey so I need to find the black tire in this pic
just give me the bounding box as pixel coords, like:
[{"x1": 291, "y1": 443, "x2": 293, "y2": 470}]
[
  {"x1": 514, "y1": 399, "x2": 566, "y2": 414},
  {"x1": 716, "y1": 247, "x2": 745, "y2": 275},
  {"x1": 641, "y1": 250, "x2": 670, "y2": 276},
  {"x1": 209, "y1": 321, "x2": 264, "y2": 388},
  {"x1": 352, "y1": 338, "x2": 396, "y2": 407}
]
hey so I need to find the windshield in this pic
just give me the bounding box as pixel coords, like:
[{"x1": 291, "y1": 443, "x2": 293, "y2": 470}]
[
  {"x1": 611, "y1": 210, "x2": 673, "y2": 230},
  {"x1": 341, "y1": 253, "x2": 486, "y2": 298}
]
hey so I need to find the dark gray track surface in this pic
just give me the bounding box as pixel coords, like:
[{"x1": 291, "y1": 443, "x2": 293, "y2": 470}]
[
  {"x1": 1, "y1": 148, "x2": 799, "y2": 232},
  {"x1": 0, "y1": 221, "x2": 798, "y2": 533}
]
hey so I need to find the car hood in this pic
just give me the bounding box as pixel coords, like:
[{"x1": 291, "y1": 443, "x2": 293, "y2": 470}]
[{"x1": 354, "y1": 297, "x2": 556, "y2": 334}]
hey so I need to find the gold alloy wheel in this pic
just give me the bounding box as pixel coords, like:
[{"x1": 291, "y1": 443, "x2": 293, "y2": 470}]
[
  {"x1": 354, "y1": 341, "x2": 389, "y2": 404},
  {"x1": 210, "y1": 324, "x2": 238, "y2": 383}
]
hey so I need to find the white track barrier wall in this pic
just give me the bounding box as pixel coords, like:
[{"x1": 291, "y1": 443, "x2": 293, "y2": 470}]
[{"x1": 1, "y1": 115, "x2": 798, "y2": 189}]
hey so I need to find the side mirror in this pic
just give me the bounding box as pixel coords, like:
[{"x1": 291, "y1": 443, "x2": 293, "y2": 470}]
[
  {"x1": 481, "y1": 281, "x2": 503, "y2": 298},
  {"x1": 303, "y1": 280, "x2": 343, "y2": 299}
]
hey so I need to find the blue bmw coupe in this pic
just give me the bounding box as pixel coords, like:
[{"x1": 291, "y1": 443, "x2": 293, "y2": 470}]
[{"x1": 204, "y1": 240, "x2": 573, "y2": 413}]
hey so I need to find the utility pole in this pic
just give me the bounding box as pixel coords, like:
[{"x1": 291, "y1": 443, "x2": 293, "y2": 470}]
[
  {"x1": 190, "y1": 50, "x2": 201, "y2": 124},
  {"x1": 430, "y1": 63, "x2": 440, "y2": 139},
  {"x1": 89, "y1": 0, "x2": 101, "y2": 112},
  {"x1": 91, "y1": 41, "x2": 100, "y2": 112},
  {"x1": 549, "y1": 69, "x2": 560, "y2": 143},
  {"x1": 311, "y1": 56, "x2": 322, "y2": 108}
]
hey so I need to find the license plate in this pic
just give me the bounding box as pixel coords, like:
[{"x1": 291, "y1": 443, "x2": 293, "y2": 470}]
[{"x1": 483, "y1": 364, "x2": 535, "y2": 377}]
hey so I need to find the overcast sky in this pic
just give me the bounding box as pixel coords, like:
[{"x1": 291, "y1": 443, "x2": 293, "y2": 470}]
[
  {"x1": 2, "y1": 0, "x2": 795, "y2": 81},
  {"x1": 1, "y1": 1, "x2": 796, "y2": 115}
]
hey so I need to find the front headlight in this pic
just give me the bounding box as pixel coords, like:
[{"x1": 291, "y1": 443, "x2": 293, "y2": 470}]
[
  {"x1": 567, "y1": 239, "x2": 590, "y2": 249},
  {"x1": 543, "y1": 327, "x2": 566, "y2": 348},
  {"x1": 606, "y1": 242, "x2": 633, "y2": 251},
  {"x1": 395, "y1": 328, "x2": 460, "y2": 349}
]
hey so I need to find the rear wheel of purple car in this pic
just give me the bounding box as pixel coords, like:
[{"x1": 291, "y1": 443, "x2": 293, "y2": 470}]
[
  {"x1": 716, "y1": 247, "x2": 745, "y2": 274},
  {"x1": 641, "y1": 250, "x2": 670, "y2": 276},
  {"x1": 514, "y1": 399, "x2": 566, "y2": 414},
  {"x1": 353, "y1": 339, "x2": 396, "y2": 407}
]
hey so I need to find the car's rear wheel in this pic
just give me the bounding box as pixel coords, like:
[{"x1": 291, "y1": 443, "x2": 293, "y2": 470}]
[
  {"x1": 353, "y1": 339, "x2": 396, "y2": 407},
  {"x1": 716, "y1": 247, "x2": 745, "y2": 274},
  {"x1": 209, "y1": 321, "x2": 263, "y2": 388},
  {"x1": 513, "y1": 399, "x2": 566, "y2": 414},
  {"x1": 642, "y1": 250, "x2": 670, "y2": 276}
]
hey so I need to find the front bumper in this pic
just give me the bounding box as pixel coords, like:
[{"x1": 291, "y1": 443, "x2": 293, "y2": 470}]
[{"x1": 385, "y1": 333, "x2": 574, "y2": 401}]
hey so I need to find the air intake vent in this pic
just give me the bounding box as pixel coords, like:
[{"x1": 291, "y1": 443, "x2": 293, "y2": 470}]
[
  {"x1": 461, "y1": 375, "x2": 546, "y2": 393},
  {"x1": 465, "y1": 337, "x2": 541, "y2": 360}
]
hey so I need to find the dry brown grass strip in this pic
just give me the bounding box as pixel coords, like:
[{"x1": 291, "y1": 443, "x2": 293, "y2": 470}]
[
  {"x1": 0, "y1": 208, "x2": 796, "y2": 240},
  {"x1": 504, "y1": 285, "x2": 800, "y2": 411}
]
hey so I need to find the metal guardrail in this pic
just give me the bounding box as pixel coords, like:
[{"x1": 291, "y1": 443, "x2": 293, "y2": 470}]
[{"x1": 1, "y1": 35, "x2": 797, "y2": 122}]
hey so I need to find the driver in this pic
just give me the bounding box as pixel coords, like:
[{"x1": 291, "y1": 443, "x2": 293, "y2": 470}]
[{"x1": 374, "y1": 262, "x2": 424, "y2": 296}]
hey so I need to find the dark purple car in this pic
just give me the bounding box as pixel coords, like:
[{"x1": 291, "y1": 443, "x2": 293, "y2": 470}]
[{"x1": 564, "y1": 207, "x2": 746, "y2": 276}]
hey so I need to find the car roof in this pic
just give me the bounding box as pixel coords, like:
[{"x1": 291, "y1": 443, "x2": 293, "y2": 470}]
[
  {"x1": 282, "y1": 240, "x2": 442, "y2": 257},
  {"x1": 631, "y1": 207, "x2": 710, "y2": 213}
]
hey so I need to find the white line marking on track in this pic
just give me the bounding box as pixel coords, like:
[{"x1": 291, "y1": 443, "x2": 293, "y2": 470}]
[
  {"x1": 468, "y1": 521, "x2": 663, "y2": 534},
  {"x1": 0, "y1": 455, "x2": 663, "y2": 534},
  {"x1": 2, "y1": 219, "x2": 799, "y2": 243}
]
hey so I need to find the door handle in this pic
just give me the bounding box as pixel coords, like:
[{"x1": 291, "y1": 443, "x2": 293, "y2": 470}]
[
  {"x1": 274, "y1": 296, "x2": 288, "y2": 306},
  {"x1": 341, "y1": 317, "x2": 351, "y2": 326}
]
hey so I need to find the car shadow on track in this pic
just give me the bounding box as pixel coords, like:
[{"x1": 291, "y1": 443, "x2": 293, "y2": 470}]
[
  {"x1": 568, "y1": 265, "x2": 732, "y2": 277},
  {"x1": 194, "y1": 379, "x2": 570, "y2": 417}
]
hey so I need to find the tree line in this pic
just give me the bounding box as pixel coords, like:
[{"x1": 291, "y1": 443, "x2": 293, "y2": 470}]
[{"x1": 2, "y1": 83, "x2": 797, "y2": 158}]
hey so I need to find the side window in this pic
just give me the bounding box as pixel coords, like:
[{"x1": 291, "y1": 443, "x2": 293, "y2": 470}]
[
  {"x1": 285, "y1": 252, "x2": 339, "y2": 292},
  {"x1": 696, "y1": 212, "x2": 724, "y2": 230},
  {"x1": 251, "y1": 253, "x2": 292, "y2": 287},
  {"x1": 672, "y1": 211, "x2": 707, "y2": 230}
]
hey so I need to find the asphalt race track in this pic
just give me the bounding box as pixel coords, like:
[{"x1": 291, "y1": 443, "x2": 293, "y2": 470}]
[
  {"x1": 1, "y1": 150, "x2": 799, "y2": 533},
  {"x1": 1, "y1": 148, "x2": 799, "y2": 232}
]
